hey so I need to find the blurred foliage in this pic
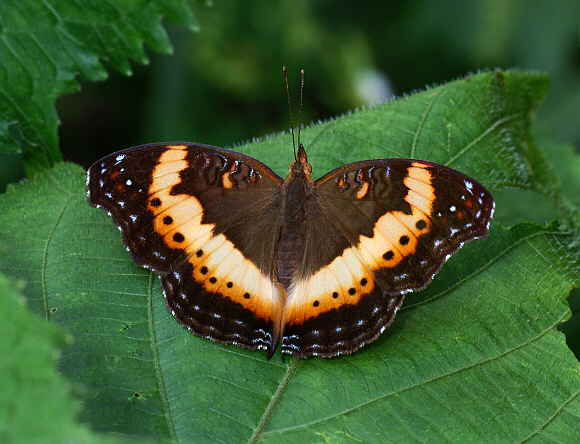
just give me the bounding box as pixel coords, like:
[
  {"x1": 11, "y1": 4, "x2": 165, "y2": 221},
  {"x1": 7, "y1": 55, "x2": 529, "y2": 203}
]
[
  {"x1": 0, "y1": 273, "x2": 95, "y2": 443},
  {"x1": 56, "y1": 0, "x2": 580, "y2": 170},
  {"x1": 0, "y1": 0, "x2": 196, "y2": 191}
]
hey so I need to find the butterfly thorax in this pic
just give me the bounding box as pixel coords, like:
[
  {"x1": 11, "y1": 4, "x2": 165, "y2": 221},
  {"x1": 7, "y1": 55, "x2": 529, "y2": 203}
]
[
  {"x1": 276, "y1": 146, "x2": 314, "y2": 289},
  {"x1": 289, "y1": 144, "x2": 312, "y2": 181}
]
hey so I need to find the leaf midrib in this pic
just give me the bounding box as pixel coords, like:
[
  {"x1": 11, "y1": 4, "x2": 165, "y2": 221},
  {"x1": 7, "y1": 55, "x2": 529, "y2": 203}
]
[
  {"x1": 147, "y1": 271, "x2": 178, "y2": 441},
  {"x1": 260, "y1": 312, "x2": 570, "y2": 438},
  {"x1": 247, "y1": 358, "x2": 301, "y2": 444},
  {"x1": 42, "y1": 190, "x2": 75, "y2": 321}
]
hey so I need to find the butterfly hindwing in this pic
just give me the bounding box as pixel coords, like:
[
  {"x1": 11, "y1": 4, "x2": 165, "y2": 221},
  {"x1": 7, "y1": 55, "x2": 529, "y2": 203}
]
[
  {"x1": 88, "y1": 143, "x2": 286, "y2": 352},
  {"x1": 280, "y1": 159, "x2": 494, "y2": 357}
]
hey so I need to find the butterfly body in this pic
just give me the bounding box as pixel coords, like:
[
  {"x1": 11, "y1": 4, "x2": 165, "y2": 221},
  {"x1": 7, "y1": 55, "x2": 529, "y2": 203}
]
[
  {"x1": 277, "y1": 147, "x2": 310, "y2": 287},
  {"x1": 88, "y1": 142, "x2": 494, "y2": 358}
]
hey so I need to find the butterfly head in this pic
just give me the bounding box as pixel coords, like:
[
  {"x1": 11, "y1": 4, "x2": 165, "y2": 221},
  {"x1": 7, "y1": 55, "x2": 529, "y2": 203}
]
[{"x1": 288, "y1": 143, "x2": 312, "y2": 181}]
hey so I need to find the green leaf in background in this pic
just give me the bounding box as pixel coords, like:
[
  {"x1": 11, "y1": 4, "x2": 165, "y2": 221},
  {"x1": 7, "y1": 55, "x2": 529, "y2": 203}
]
[
  {"x1": 0, "y1": 0, "x2": 196, "y2": 173},
  {"x1": 1, "y1": 71, "x2": 579, "y2": 441},
  {"x1": 0, "y1": 273, "x2": 95, "y2": 442},
  {"x1": 496, "y1": 127, "x2": 580, "y2": 228}
]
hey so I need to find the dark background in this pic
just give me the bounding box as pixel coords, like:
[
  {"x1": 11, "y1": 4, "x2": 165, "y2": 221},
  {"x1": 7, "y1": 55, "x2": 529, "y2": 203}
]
[{"x1": 55, "y1": 0, "x2": 580, "y2": 169}]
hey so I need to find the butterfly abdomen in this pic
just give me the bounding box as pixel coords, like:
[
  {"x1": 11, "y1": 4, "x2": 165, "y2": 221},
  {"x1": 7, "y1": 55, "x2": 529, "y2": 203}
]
[{"x1": 275, "y1": 172, "x2": 313, "y2": 288}]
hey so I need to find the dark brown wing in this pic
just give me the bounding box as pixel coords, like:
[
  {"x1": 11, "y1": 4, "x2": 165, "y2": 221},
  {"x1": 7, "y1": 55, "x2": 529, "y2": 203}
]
[
  {"x1": 87, "y1": 143, "x2": 286, "y2": 354},
  {"x1": 281, "y1": 159, "x2": 494, "y2": 357}
]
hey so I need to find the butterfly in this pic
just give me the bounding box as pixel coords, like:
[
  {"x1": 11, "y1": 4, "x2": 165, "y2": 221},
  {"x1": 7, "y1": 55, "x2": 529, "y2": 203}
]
[{"x1": 87, "y1": 141, "x2": 494, "y2": 358}]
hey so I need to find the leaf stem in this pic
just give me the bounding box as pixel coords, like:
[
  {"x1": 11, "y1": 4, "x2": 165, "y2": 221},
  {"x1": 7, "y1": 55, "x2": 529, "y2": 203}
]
[{"x1": 247, "y1": 357, "x2": 301, "y2": 444}]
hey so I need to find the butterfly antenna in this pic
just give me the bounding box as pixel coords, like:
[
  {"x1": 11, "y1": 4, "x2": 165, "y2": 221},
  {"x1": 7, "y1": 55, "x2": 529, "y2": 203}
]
[
  {"x1": 283, "y1": 66, "x2": 297, "y2": 160},
  {"x1": 298, "y1": 69, "x2": 304, "y2": 150}
]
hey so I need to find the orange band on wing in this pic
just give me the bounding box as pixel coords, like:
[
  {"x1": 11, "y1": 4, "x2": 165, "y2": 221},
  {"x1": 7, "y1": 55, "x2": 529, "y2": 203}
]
[
  {"x1": 283, "y1": 248, "x2": 375, "y2": 326},
  {"x1": 148, "y1": 146, "x2": 284, "y2": 323}
]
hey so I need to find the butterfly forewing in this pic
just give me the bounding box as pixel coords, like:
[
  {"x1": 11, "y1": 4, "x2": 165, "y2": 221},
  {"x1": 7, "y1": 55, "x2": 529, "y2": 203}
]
[
  {"x1": 87, "y1": 145, "x2": 187, "y2": 272},
  {"x1": 88, "y1": 143, "x2": 286, "y2": 352}
]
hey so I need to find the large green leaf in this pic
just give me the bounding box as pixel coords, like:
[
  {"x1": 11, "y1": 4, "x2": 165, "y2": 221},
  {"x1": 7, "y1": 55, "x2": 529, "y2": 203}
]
[
  {"x1": 1, "y1": 71, "x2": 580, "y2": 442},
  {"x1": 0, "y1": 0, "x2": 196, "y2": 172}
]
